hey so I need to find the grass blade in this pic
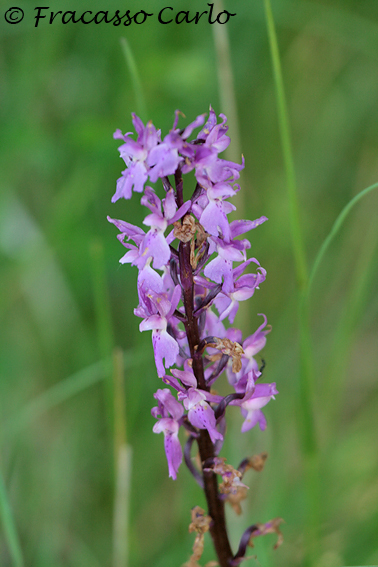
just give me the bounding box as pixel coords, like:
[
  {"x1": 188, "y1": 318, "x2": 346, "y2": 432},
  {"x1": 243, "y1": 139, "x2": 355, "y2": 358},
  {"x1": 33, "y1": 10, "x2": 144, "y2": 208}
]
[
  {"x1": 212, "y1": 0, "x2": 248, "y2": 331},
  {"x1": 305, "y1": 183, "x2": 378, "y2": 429},
  {"x1": 112, "y1": 347, "x2": 131, "y2": 567},
  {"x1": 2, "y1": 351, "x2": 145, "y2": 442},
  {"x1": 90, "y1": 238, "x2": 116, "y2": 442},
  {"x1": 307, "y1": 182, "x2": 378, "y2": 296},
  {"x1": 3, "y1": 359, "x2": 110, "y2": 442},
  {"x1": 263, "y1": 1, "x2": 319, "y2": 563},
  {"x1": 211, "y1": 0, "x2": 241, "y2": 166},
  {"x1": 120, "y1": 37, "x2": 148, "y2": 122},
  {"x1": 325, "y1": 217, "x2": 378, "y2": 425},
  {"x1": 0, "y1": 470, "x2": 24, "y2": 567},
  {"x1": 263, "y1": 0, "x2": 308, "y2": 290}
]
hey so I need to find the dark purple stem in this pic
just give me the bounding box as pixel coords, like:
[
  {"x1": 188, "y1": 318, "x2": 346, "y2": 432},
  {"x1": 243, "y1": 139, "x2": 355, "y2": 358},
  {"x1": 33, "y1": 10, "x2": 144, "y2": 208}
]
[
  {"x1": 259, "y1": 358, "x2": 266, "y2": 375},
  {"x1": 172, "y1": 309, "x2": 187, "y2": 323},
  {"x1": 237, "y1": 458, "x2": 250, "y2": 476},
  {"x1": 191, "y1": 182, "x2": 204, "y2": 202},
  {"x1": 161, "y1": 175, "x2": 173, "y2": 193},
  {"x1": 175, "y1": 168, "x2": 233, "y2": 567},
  {"x1": 231, "y1": 524, "x2": 259, "y2": 566},
  {"x1": 215, "y1": 393, "x2": 244, "y2": 422},
  {"x1": 193, "y1": 284, "x2": 223, "y2": 316},
  {"x1": 184, "y1": 436, "x2": 204, "y2": 488},
  {"x1": 206, "y1": 354, "x2": 229, "y2": 387}
]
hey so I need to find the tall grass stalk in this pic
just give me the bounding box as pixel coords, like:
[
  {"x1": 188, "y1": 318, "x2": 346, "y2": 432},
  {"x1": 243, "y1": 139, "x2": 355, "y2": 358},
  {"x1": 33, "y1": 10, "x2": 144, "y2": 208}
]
[
  {"x1": 307, "y1": 182, "x2": 378, "y2": 296},
  {"x1": 90, "y1": 241, "x2": 132, "y2": 566},
  {"x1": 3, "y1": 359, "x2": 111, "y2": 442},
  {"x1": 2, "y1": 351, "x2": 145, "y2": 444},
  {"x1": 112, "y1": 347, "x2": 132, "y2": 567},
  {"x1": 262, "y1": 0, "x2": 319, "y2": 563},
  {"x1": 120, "y1": 37, "x2": 148, "y2": 123},
  {"x1": 326, "y1": 217, "x2": 378, "y2": 427},
  {"x1": 264, "y1": 3, "x2": 378, "y2": 561},
  {"x1": 211, "y1": 0, "x2": 242, "y2": 166},
  {"x1": 90, "y1": 239, "x2": 115, "y2": 437},
  {"x1": 0, "y1": 470, "x2": 24, "y2": 567},
  {"x1": 306, "y1": 183, "x2": 378, "y2": 427},
  {"x1": 212, "y1": 0, "x2": 248, "y2": 332},
  {"x1": 263, "y1": 0, "x2": 308, "y2": 290}
]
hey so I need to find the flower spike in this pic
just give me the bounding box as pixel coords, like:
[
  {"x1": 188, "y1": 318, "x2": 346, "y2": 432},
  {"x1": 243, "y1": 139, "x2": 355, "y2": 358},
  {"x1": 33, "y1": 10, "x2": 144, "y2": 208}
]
[{"x1": 108, "y1": 108, "x2": 280, "y2": 566}]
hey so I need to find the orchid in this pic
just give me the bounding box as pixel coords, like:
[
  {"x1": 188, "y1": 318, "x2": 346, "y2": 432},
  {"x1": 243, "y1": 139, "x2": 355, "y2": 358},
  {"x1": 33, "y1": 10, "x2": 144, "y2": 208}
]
[
  {"x1": 152, "y1": 389, "x2": 184, "y2": 479},
  {"x1": 108, "y1": 108, "x2": 281, "y2": 567}
]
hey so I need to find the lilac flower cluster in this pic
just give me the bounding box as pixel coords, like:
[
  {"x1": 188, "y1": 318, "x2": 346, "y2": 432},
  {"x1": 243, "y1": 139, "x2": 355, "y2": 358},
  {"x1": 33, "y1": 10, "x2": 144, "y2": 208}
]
[{"x1": 108, "y1": 108, "x2": 277, "y2": 482}]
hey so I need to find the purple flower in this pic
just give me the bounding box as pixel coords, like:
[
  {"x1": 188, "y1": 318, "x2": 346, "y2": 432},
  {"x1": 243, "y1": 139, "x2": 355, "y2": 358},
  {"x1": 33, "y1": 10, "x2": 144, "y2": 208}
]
[
  {"x1": 147, "y1": 111, "x2": 206, "y2": 182},
  {"x1": 181, "y1": 388, "x2": 223, "y2": 443},
  {"x1": 227, "y1": 314, "x2": 271, "y2": 386},
  {"x1": 214, "y1": 260, "x2": 267, "y2": 323},
  {"x1": 112, "y1": 115, "x2": 159, "y2": 201},
  {"x1": 138, "y1": 285, "x2": 181, "y2": 377},
  {"x1": 152, "y1": 389, "x2": 184, "y2": 479},
  {"x1": 231, "y1": 383, "x2": 278, "y2": 432},
  {"x1": 199, "y1": 182, "x2": 237, "y2": 241},
  {"x1": 169, "y1": 367, "x2": 223, "y2": 443},
  {"x1": 189, "y1": 147, "x2": 244, "y2": 188},
  {"x1": 107, "y1": 216, "x2": 146, "y2": 264},
  {"x1": 138, "y1": 259, "x2": 164, "y2": 289},
  {"x1": 147, "y1": 136, "x2": 182, "y2": 183},
  {"x1": 153, "y1": 418, "x2": 182, "y2": 479},
  {"x1": 204, "y1": 236, "x2": 248, "y2": 290},
  {"x1": 197, "y1": 107, "x2": 230, "y2": 153},
  {"x1": 139, "y1": 186, "x2": 191, "y2": 270}
]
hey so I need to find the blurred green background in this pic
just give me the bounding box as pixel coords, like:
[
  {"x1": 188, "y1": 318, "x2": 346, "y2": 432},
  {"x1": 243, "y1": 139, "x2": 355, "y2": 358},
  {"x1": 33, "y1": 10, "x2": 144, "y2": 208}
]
[{"x1": 1, "y1": 0, "x2": 378, "y2": 566}]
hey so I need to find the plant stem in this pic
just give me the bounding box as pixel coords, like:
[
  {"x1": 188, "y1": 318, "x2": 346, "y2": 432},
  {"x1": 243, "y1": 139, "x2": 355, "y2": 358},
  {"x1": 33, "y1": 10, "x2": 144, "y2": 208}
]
[
  {"x1": 0, "y1": 470, "x2": 24, "y2": 567},
  {"x1": 263, "y1": 1, "x2": 319, "y2": 563},
  {"x1": 197, "y1": 430, "x2": 233, "y2": 566},
  {"x1": 307, "y1": 181, "x2": 378, "y2": 296},
  {"x1": 112, "y1": 348, "x2": 132, "y2": 567},
  {"x1": 120, "y1": 37, "x2": 148, "y2": 123},
  {"x1": 263, "y1": 0, "x2": 308, "y2": 290},
  {"x1": 178, "y1": 211, "x2": 233, "y2": 566}
]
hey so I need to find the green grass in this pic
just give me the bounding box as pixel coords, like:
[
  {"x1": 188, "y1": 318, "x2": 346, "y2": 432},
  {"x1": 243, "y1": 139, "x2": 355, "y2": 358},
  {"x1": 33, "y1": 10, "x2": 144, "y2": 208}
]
[{"x1": 1, "y1": 1, "x2": 378, "y2": 565}]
